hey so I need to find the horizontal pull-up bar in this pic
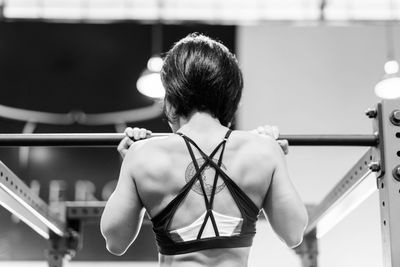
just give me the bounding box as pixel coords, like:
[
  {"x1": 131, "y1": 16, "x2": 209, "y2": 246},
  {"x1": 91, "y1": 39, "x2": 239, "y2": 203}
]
[{"x1": 0, "y1": 133, "x2": 378, "y2": 147}]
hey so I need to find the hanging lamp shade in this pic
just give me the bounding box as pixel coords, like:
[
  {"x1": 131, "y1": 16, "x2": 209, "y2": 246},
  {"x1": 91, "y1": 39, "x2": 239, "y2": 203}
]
[
  {"x1": 137, "y1": 55, "x2": 165, "y2": 98},
  {"x1": 137, "y1": 23, "x2": 165, "y2": 99},
  {"x1": 374, "y1": 60, "x2": 400, "y2": 99},
  {"x1": 375, "y1": 76, "x2": 400, "y2": 99}
]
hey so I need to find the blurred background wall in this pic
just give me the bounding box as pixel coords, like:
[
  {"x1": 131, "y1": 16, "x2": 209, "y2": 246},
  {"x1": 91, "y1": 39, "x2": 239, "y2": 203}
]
[{"x1": 238, "y1": 25, "x2": 386, "y2": 267}]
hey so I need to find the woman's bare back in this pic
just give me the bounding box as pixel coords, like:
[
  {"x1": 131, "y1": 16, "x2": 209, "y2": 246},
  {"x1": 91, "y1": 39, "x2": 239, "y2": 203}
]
[{"x1": 130, "y1": 130, "x2": 277, "y2": 266}]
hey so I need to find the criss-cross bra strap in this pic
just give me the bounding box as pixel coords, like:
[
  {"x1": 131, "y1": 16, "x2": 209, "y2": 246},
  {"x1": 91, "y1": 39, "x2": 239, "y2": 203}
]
[
  {"x1": 178, "y1": 130, "x2": 232, "y2": 207},
  {"x1": 162, "y1": 132, "x2": 229, "y2": 232},
  {"x1": 180, "y1": 137, "x2": 210, "y2": 200},
  {"x1": 178, "y1": 134, "x2": 227, "y2": 207},
  {"x1": 177, "y1": 130, "x2": 232, "y2": 239},
  {"x1": 195, "y1": 154, "x2": 260, "y2": 217},
  {"x1": 181, "y1": 131, "x2": 259, "y2": 217},
  {"x1": 209, "y1": 130, "x2": 232, "y2": 207}
]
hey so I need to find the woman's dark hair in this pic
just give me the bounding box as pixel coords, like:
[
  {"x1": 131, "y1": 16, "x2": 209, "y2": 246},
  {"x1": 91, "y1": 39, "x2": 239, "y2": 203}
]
[{"x1": 161, "y1": 33, "x2": 243, "y2": 127}]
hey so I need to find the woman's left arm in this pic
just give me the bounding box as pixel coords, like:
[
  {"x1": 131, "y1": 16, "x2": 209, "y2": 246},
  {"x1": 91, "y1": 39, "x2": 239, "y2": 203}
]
[{"x1": 100, "y1": 147, "x2": 145, "y2": 256}]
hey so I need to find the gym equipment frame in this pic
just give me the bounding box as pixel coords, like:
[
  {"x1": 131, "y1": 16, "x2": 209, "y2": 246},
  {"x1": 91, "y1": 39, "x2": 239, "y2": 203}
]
[{"x1": 0, "y1": 99, "x2": 399, "y2": 267}]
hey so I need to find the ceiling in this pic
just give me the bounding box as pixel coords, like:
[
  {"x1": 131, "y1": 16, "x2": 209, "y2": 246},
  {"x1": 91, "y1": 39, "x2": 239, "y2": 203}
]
[{"x1": 2, "y1": 0, "x2": 400, "y2": 24}]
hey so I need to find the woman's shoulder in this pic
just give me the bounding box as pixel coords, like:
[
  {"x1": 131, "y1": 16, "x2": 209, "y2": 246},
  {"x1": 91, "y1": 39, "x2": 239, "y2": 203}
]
[
  {"x1": 230, "y1": 130, "x2": 283, "y2": 156},
  {"x1": 123, "y1": 134, "x2": 183, "y2": 176},
  {"x1": 127, "y1": 134, "x2": 182, "y2": 154},
  {"x1": 227, "y1": 130, "x2": 284, "y2": 173}
]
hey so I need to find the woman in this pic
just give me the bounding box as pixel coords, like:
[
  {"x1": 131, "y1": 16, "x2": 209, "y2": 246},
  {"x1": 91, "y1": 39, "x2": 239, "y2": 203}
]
[{"x1": 100, "y1": 33, "x2": 308, "y2": 267}]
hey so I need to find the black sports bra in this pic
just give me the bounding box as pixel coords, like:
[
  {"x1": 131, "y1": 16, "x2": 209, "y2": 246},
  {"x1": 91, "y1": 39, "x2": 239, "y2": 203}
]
[{"x1": 151, "y1": 130, "x2": 260, "y2": 255}]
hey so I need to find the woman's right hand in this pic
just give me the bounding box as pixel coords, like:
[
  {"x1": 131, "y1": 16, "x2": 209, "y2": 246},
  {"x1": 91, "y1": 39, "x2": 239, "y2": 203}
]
[{"x1": 117, "y1": 127, "x2": 152, "y2": 159}]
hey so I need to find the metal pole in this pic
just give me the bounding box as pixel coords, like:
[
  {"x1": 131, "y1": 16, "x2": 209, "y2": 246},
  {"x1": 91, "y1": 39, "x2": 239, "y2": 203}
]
[
  {"x1": 295, "y1": 229, "x2": 318, "y2": 267},
  {"x1": 0, "y1": 133, "x2": 378, "y2": 147},
  {"x1": 373, "y1": 100, "x2": 400, "y2": 267},
  {"x1": 0, "y1": 161, "x2": 66, "y2": 237},
  {"x1": 304, "y1": 148, "x2": 376, "y2": 236},
  {"x1": 280, "y1": 134, "x2": 378, "y2": 146}
]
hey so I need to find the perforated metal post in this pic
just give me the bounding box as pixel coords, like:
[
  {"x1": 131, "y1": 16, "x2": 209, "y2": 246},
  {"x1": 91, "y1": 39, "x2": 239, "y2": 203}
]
[
  {"x1": 373, "y1": 99, "x2": 400, "y2": 267},
  {"x1": 47, "y1": 232, "x2": 68, "y2": 267},
  {"x1": 46, "y1": 230, "x2": 80, "y2": 267},
  {"x1": 295, "y1": 228, "x2": 318, "y2": 267},
  {"x1": 295, "y1": 206, "x2": 318, "y2": 267}
]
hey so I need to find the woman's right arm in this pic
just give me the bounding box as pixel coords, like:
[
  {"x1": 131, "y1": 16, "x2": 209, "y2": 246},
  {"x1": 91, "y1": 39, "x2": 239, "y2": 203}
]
[{"x1": 262, "y1": 140, "x2": 308, "y2": 248}]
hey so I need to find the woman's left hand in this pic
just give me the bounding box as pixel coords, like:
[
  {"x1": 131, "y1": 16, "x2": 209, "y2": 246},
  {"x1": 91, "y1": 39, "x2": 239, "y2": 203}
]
[{"x1": 252, "y1": 125, "x2": 289, "y2": 155}]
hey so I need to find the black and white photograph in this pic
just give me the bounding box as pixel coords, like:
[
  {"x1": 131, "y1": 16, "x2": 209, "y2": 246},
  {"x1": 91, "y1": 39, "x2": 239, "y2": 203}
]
[{"x1": 0, "y1": 1, "x2": 398, "y2": 267}]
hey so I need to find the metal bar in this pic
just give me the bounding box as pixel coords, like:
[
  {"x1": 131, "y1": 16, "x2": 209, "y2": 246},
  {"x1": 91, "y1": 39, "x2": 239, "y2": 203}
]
[
  {"x1": 375, "y1": 100, "x2": 400, "y2": 267},
  {"x1": 0, "y1": 133, "x2": 166, "y2": 146},
  {"x1": 66, "y1": 201, "x2": 151, "y2": 224},
  {"x1": 66, "y1": 201, "x2": 106, "y2": 222},
  {"x1": 281, "y1": 134, "x2": 378, "y2": 146},
  {"x1": 305, "y1": 148, "x2": 377, "y2": 237},
  {"x1": 0, "y1": 133, "x2": 378, "y2": 147},
  {"x1": 0, "y1": 161, "x2": 66, "y2": 238}
]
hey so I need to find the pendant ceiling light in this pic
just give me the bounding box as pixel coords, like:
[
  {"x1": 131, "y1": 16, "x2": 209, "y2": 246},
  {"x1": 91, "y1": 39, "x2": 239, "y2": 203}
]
[
  {"x1": 136, "y1": 24, "x2": 165, "y2": 99},
  {"x1": 374, "y1": 0, "x2": 400, "y2": 99}
]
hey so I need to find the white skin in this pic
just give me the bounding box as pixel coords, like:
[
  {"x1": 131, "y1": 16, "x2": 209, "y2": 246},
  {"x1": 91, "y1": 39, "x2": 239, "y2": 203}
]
[
  {"x1": 118, "y1": 125, "x2": 288, "y2": 159},
  {"x1": 101, "y1": 106, "x2": 307, "y2": 267},
  {"x1": 117, "y1": 101, "x2": 288, "y2": 158}
]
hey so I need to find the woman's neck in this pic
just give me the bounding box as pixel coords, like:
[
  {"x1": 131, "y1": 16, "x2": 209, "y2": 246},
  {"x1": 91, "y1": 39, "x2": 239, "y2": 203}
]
[{"x1": 176, "y1": 112, "x2": 225, "y2": 134}]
